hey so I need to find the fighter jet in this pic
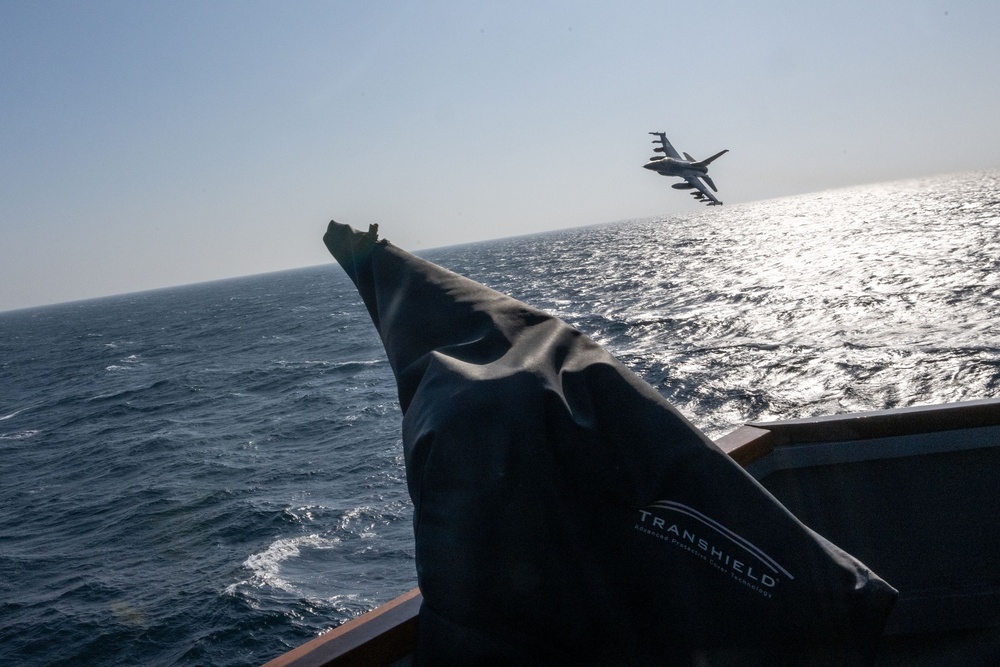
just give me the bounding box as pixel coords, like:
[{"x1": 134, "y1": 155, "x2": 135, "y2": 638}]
[{"x1": 643, "y1": 132, "x2": 728, "y2": 206}]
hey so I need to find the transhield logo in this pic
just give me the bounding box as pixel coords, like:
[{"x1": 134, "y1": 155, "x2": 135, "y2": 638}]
[{"x1": 634, "y1": 501, "x2": 794, "y2": 599}]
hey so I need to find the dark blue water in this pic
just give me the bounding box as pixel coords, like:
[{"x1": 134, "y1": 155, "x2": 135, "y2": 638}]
[{"x1": 2, "y1": 172, "x2": 998, "y2": 665}]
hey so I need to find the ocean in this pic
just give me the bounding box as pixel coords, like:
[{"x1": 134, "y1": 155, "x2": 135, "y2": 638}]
[{"x1": 2, "y1": 171, "x2": 998, "y2": 666}]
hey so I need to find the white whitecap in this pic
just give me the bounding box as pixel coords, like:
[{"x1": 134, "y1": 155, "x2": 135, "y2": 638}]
[
  {"x1": 1, "y1": 408, "x2": 25, "y2": 421},
  {"x1": 0, "y1": 429, "x2": 40, "y2": 440},
  {"x1": 241, "y1": 534, "x2": 340, "y2": 594}
]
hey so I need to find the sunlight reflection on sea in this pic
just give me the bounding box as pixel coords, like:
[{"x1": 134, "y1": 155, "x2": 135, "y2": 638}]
[{"x1": 430, "y1": 171, "x2": 1000, "y2": 438}]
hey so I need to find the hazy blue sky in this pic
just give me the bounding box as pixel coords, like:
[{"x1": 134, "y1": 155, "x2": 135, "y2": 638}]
[{"x1": 2, "y1": 1, "x2": 998, "y2": 311}]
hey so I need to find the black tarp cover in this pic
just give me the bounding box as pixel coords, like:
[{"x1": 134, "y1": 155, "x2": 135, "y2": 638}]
[{"x1": 323, "y1": 221, "x2": 896, "y2": 666}]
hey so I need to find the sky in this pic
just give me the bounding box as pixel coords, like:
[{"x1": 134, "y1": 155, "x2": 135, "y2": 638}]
[{"x1": 2, "y1": 1, "x2": 998, "y2": 312}]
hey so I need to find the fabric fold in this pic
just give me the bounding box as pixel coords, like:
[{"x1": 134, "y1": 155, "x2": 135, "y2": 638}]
[{"x1": 323, "y1": 220, "x2": 896, "y2": 665}]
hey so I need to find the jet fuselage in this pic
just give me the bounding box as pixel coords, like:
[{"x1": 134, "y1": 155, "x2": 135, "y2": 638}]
[{"x1": 643, "y1": 157, "x2": 708, "y2": 178}]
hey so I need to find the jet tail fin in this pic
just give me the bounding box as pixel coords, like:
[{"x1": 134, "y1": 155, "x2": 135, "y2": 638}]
[
  {"x1": 692, "y1": 149, "x2": 728, "y2": 170},
  {"x1": 702, "y1": 175, "x2": 719, "y2": 192}
]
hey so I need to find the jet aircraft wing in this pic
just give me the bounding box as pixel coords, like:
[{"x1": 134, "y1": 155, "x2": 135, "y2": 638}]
[
  {"x1": 649, "y1": 132, "x2": 682, "y2": 160},
  {"x1": 685, "y1": 175, "x2": 722, "y2": 206}
]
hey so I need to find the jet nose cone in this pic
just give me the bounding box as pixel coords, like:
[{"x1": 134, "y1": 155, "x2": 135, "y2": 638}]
[{"x1": 643, "y1": 162, "x2": 657, "y2": 170}]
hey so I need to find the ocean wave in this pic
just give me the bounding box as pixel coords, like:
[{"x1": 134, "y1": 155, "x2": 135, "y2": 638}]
[
  {"x1": 0, "y1": 429, "x2": 40, "y2": 441},
  {"x1": 234, "y1": 534, "x2": 342, "y2": 596},
  {"x1": 0, "y1": 407, "x2": 30, "y2": 421}
]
